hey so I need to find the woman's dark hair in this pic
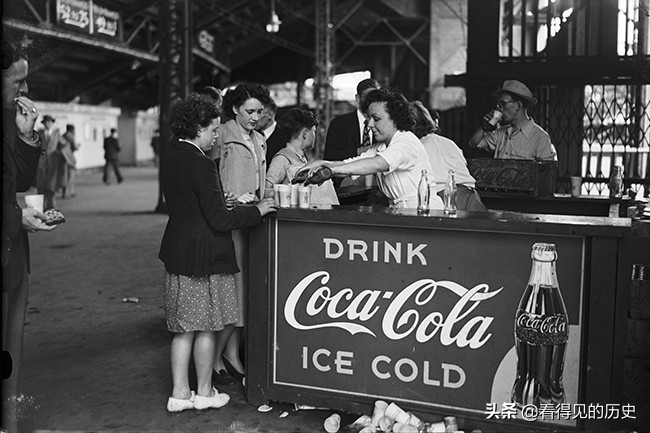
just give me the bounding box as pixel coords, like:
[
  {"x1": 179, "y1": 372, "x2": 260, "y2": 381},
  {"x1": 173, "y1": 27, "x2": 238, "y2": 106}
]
[
  {"x1": 198, "y1": 86, "x2": 223, "y2": 112},
  {"x1": 1, "y1": 39, "x2": 28, "y2": 70},
  {"x1": 362, "y1": 88, "x2": 415, "y2": 132},
  {"x1": 278, "y1": 108, "x2": 319, "y2": 140},
  {"x1": 223, "y1": 83, "x2": 271, "y2": 118},
  {"x1": 170, "y1": 93, "x2": 221, "y2": 139},
  {"x1": 411, "y1": 100, "x2": 437, "y2": 139}
]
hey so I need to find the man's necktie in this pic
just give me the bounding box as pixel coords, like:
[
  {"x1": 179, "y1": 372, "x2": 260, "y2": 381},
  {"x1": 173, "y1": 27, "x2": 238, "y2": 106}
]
[{"x1": 361, "y1": 119, "x2": 371, "y2": 148}]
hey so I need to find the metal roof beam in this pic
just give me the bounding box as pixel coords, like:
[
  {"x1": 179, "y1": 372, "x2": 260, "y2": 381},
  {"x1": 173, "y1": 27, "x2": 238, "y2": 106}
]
[
  {"x1": 64, "y1": 59, "x2": 133, "y2": 101},
  {"x1": 4, "y1": 18, "x2": 159, "y2": 63}
]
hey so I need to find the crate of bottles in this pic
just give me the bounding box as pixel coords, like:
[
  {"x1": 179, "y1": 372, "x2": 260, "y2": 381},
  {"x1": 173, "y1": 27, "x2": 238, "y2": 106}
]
[{"x1": 467, "y1": 158, "x2": 557, "y2": 196}]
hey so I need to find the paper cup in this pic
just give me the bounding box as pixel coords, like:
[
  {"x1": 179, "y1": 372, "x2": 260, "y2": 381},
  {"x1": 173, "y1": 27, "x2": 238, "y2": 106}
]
[
  {"x1": 273, "y1": 184, "x2": 281, "y2": 204},
  {"x1": 488, "y1": 110, "x2": 503, "y2": 126},
  {"x1": 427, "y1": 421, "x2": 446, "y2": 432},
  {"x1": 277, "y1": 184, "x2": 292, "y2": 208},
  {"x1": 24, "y1": 194, "x2": 44, "y2": 212},
  {"x1": 371, "y1": 400, "x2": 389, "y2": 426},
  {"x1": 384, "y1": 402, "x2": 404, "y2": 420},
  {"x1": 298, "y1": 185, "x2": 311, "y2": 209},
  {"x1": 324, "y1": 413, "x2": 341, "y2": 433},
  {"x1": 290, "y1": 184, "x2": 299, "y2": 206},
  {"x1": 570, "y1": 176, "x2": 582, "y2": 197},
  {"x1": 378, "y1": 415, "x2": 395, "y2": 432}
]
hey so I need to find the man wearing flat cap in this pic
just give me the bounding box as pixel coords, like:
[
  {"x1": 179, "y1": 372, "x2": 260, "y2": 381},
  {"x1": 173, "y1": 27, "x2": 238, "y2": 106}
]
[{"x1": 468, "y1": 80, "x2": 557, "y2": 161}]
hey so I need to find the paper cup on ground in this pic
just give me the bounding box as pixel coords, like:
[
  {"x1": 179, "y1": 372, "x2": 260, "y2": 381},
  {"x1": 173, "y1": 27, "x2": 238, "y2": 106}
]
[
  {"x1": 427, "y1": 421, "x2": 446, "y2": 432},
  {"x1": 290, "y1": 184, "x2": 299, "y2": 206},
  {"x1": 407, "y1": 412, "x2": 422, "y2": 428},
  {"x1": 298, "y1": 185, "x2": 311, "y2": 208},
  {"x1": 378, "y1": 415, "x2": 395, "y2": 431},
  {"x1": 371, "y1": 400, "x2": 389, "y2": 426},
  {"x1": 277, "y1": 184, "x2": 292, "y2": 208},
  {"x1": 384, "y1": 403, "x2": 408, "y2": 424},
  {"x1": 24, "y1": 194, "x2": 44, "y2": 212},
  {"x1": 570, "y1": 176, "x2": 582, "y2": 197},
  {"x1": 324, "y1": 413, "x2": 341, "y2": 433}
]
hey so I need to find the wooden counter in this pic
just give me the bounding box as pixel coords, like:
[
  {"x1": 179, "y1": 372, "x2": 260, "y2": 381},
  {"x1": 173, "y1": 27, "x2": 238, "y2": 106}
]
[{"x1": 246, "y1": 206, "x2": 649, "y2": 431}]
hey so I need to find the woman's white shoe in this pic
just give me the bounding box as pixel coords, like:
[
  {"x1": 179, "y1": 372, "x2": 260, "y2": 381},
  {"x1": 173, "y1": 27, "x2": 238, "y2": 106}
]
[
  {"x1": 166, "y1": 391, "x2": 196, "y2": 412},
  {"x1": 193, "y1": 386, "x2": 230, "y2": 410}
]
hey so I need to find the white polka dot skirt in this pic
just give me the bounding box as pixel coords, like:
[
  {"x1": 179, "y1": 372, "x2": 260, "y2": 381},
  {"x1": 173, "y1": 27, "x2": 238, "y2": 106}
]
[{"x1": 163, "y1": 272, "x2": 239, "y2": 333}]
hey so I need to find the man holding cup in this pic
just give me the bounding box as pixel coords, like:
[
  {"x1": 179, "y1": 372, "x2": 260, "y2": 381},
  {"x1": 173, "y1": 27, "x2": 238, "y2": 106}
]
[
  {"x1": 2, "y1": 37, "x2": 56, "y2": 431},
  {"x1": 468, "y1": 80, "x2": 557, "y2": 161}
]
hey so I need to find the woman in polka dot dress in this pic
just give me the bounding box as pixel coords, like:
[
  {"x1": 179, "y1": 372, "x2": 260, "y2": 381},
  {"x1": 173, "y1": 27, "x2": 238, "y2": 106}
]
[{"x1": 158, "y1": 93, "x2": 276, "y2": 412}]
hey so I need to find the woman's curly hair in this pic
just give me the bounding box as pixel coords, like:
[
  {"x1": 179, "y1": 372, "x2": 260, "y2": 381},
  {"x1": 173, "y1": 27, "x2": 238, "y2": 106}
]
[
  {"x1": 223, "y1": 83, "x2": 271, "y2": 118},
  {"x1": 411, "y1": 100, "x2": 437, "y2": 139},
  {"x1": 361, "y1": 88, "x2": 415, "y2": 132},
  {"x1": 170, "y1": 93, "x2": 221, "y2": 139}
]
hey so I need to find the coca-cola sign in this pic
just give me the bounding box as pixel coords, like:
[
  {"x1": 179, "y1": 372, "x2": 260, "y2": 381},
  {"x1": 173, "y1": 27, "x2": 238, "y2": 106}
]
[{"x1": 271, "y1": 220, "x2": 584, "y2": 424}]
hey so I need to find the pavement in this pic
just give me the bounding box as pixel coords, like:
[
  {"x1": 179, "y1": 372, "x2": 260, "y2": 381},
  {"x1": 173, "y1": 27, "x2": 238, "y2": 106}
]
[{"x1": 15, "y1": 166, "x2": 348, "y2": 432}]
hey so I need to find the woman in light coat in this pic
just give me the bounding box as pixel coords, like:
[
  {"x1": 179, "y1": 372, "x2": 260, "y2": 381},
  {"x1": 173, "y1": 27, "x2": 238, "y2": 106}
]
[{"x1": 207, "y1": 83, "x2": 271, "y2": 384}]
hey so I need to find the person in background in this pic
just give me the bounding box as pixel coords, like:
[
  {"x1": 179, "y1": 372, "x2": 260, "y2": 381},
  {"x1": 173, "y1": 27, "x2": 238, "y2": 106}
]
[
  {"x1": 412, "y1": 101, "x2": 487, "y2": 212},
  {"x1": 159, "y1": 93, "x2": 276, "y2": 413},
  {"x1": 265, "y1": 107, "x2": 317, "y2": 187},
  {"x1": 103, "y1": 127, "x2": 123, "y2": 184},
  {"x1": 36, "y1": 114, "x2": 67, "y2": 209},
  {"x1": 266, "y1": 108, "x2": 339, "y2": 205},
  {"x1": 468, "y1": 80, "x2": 557, "y2": 161},
  {"x1": 257, "y1": 99, "x2": 287, "y2": 162},
  {"x1": 61, "y1": 124, "x2": 79, "y2": 198},
  {"x1": 151, "y1": 129, "x2": 160, "y2": 167},
  {"x1": 2, "y1": 38, "x2": 56, "y2": 432},
  {"x1": 209, "y1": 82, "x2": 271, "y2": 386},
  {"x1": 323, "y1": 78, "x2": 381, "y2": 189},
  {"x1": 301, "y1": 88, "x2": 444, "y2": 210}
]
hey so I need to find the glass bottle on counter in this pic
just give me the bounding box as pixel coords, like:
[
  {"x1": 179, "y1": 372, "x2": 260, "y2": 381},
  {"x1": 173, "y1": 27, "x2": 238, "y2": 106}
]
[
  {"x1": 609, "y1": 165, "x2": 623, "y2": 199},
  {"x1": 443, "y1": 169, "x2": 457, "y2": 216},
  {"x1": 417, "y1": 169, "x2": 432, "y2": 214}
]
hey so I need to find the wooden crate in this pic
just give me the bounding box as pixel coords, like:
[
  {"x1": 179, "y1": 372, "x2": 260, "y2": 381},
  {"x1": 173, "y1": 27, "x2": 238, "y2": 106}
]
[{"x1": 467, "y1": 158, "x2": 557, "y2": 196}]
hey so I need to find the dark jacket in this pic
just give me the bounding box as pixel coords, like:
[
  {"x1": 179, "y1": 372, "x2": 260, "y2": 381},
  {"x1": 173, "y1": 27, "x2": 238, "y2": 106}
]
[
  {"x1": 265, "y1": 127, "x2": 289, "y2": 162},
  {"x1": 2, "y1": 109, "x2": 42, "y2": 291},
  {"x1": 159, "y1": 139, "x2": 262, "y2": 276},
  {"x1": 323, "y1": 111, "x2": 361, "y2": 188},
  {"x1": 103, "y1": 135, "x2": 120, "y2": 160},
  {"x1": 323, "y1": 110, "x2": 361, "y2": 162}
]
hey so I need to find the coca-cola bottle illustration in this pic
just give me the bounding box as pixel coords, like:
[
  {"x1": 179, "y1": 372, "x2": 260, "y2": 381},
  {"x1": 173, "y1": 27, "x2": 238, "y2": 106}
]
[{"x1": 512, "y1": 243, "x2": 569, "y2": 408}]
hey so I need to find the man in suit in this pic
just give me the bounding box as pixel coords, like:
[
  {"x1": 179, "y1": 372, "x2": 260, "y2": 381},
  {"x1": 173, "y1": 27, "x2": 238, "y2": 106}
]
[
  {"x1": 36, "y1": 114, "x2": 68, "y2": 209},
  {"x1": 2, "y1": 38, "x2": 55, "y2": 432},
  {"x1": 257, "y1": 99, "x2": 288, "y2": 162},
  {"x1": 323, "y1": 78, "x2": 381, "y2": 189},
  {"x1": 103, "y1": 127, "x2": 123, "y2": 184}
]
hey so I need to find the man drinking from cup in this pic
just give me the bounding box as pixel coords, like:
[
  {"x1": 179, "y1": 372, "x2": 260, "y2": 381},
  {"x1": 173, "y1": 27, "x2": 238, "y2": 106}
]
[{"x1": 468, "y1": 80, "x2": 557, "y2": 161}]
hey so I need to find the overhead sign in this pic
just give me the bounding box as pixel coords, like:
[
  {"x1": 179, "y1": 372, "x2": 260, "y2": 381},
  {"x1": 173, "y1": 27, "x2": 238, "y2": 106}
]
[
  {"x1": 272, "y1": 220, "x2": 585, "y2": 427},
  {"x1": 56, "y1": 0, "x2": 121, "y2": 40}
]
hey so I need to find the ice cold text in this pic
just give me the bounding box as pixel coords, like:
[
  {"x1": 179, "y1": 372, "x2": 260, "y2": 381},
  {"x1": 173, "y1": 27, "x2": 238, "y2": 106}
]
[{"x1": 301, "y1": 346, "x2": 466, "y2": 388}]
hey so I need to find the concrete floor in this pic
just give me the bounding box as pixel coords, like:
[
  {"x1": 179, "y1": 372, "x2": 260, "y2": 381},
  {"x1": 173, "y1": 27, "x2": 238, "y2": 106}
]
[{"x1": 15, "y1": 166, "x2": 352, "y2": 432}]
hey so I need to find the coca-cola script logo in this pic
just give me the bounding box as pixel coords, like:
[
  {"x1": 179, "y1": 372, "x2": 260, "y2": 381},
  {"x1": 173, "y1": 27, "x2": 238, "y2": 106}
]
[
  {"x1": 515, "y1": 311, "x2": 569, "y2": 346},
  {"x1": 284, "y1": 271, "x2": 503, "y2": 349}
]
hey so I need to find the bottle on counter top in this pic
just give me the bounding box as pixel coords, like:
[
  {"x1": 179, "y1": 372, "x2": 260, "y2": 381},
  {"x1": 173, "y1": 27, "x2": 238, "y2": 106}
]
[
  {"x1": 417, "y1": 169, "x2": 433, "y2": 215},
  {"x1": 443, "y1": 169, "x2": 457, "y2": 216},
  {"x1": 609, "y1": 165, "x2": 623, "y2": 199}
]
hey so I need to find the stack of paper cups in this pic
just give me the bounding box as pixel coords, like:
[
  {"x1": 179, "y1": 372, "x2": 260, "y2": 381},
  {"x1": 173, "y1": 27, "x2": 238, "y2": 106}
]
[{"x1": 323, "y1": 413, "x2": 340, "y2": 433}]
